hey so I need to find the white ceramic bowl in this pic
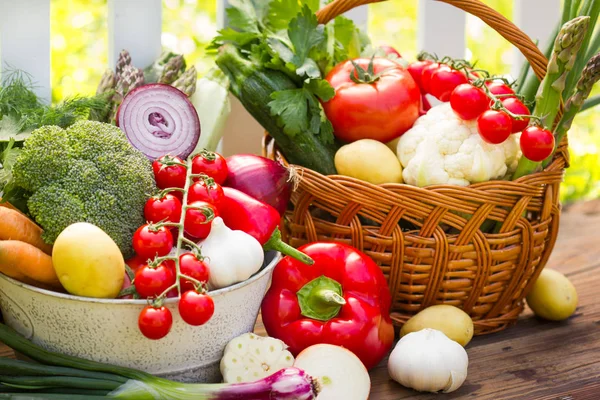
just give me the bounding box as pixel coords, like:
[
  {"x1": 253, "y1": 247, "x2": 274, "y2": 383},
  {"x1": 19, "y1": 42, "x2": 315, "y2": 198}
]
[{"x1": 0, "y1": 251, "x2": 281, "y2": 383}]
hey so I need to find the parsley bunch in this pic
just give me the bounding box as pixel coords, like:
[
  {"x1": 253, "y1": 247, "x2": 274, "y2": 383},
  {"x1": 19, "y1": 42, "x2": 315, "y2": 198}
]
[{"x1": 210, "y1": 0, "x2": 370, "y2": 145}]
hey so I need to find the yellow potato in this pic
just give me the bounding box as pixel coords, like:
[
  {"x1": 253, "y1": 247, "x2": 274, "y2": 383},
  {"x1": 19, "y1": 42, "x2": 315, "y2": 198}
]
[
  {"x1": 526, "y1": 268, "x2": 578, "y2": 321},
  {"x1": 52, "y1": 222, "x2": 124, "y2": 298},
  {"x1": 334, "y1": 139, "x2": 403, "y2": 184},
  {"x1": 400, "y1": 305, "x2": 474, "y2": 347},
  {"x1": 385, "y1": 136, "x2": 401, "y2": 154}
]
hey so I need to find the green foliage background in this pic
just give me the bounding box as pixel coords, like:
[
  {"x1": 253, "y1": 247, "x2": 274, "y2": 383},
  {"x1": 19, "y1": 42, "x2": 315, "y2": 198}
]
[{"x1": 50, "y1": 0, "x2": 599, "y2": 203}]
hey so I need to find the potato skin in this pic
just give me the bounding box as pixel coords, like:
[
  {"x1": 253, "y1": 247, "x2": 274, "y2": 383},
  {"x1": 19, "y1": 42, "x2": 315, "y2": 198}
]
[
  {"x1": 400, "y1": 305, "x2": 474, "y2": 347},
  {"x1": 52, "y1": 222, "x2": 125, "y2": 298},
  {"x1": 526, "y1": 268, "x2": 578, "y2": 321},
  {"x1": 334, "y1": 139, "x2": 403, "y2": 185}
]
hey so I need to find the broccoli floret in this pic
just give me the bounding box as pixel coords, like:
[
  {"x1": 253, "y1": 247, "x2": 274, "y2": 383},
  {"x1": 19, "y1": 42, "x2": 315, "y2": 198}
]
[{"x1": 12, "y1": 120, "x2": 157, "y2": 257}]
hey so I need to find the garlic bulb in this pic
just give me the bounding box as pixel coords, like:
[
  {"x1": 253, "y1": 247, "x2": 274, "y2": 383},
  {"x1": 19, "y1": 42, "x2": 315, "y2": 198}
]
[{"x1": 387, "y1": 328, "x2": 468, "y2": 393}]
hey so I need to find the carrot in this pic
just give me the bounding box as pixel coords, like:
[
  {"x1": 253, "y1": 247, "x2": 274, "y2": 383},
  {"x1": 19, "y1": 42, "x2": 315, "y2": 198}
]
[
  {"x1": 0, "y1": 207, "x2": 53, "y2": 255},
  {"x1": 0, "y1": 240, "x2": 61, "y2": 289}
]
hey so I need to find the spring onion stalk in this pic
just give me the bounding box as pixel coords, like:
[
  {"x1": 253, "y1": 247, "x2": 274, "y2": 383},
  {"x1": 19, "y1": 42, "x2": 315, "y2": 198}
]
[
  {"x1": 512, "y1": 16, "x2": 590, "y2": 180},
  {"x1": 0, "y1": 395, "x2": 107, "y2": 400},
  {"x1": 0, "y1": 358, "x2": 126, "y2": 383},
  {"x1": 543, "y1": 53, "x2": 600, "y2": 167},
  {"x1": 0, "y1": 324, "x2": 320, "y2": 400},
  {"x1": 190, "y1": 68, "x2": 232, "y2": 153}
]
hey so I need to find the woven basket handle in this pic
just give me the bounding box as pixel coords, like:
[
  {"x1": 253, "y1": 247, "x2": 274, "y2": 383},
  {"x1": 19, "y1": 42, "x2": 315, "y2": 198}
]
[{"x1": 316, "y1": 0, "x2": 549, "y2": 82}]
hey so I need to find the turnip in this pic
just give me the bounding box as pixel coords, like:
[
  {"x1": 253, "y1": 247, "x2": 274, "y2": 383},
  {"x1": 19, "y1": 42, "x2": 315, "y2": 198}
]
[{"x1": 293, "y1": 344, "x2": 371, "y2": 400}]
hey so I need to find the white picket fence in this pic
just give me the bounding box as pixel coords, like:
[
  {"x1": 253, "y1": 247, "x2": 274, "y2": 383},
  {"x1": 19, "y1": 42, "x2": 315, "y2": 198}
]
[{"x1": 0, "y1": 0, "x2": 560, "y2": 156}]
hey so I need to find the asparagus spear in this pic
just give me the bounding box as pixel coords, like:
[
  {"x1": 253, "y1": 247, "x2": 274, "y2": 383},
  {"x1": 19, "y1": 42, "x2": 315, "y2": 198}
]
[
  {"x1": 96, "y1": 70, "x2": 116, "y2": 95},
  {"x1": 109, "y1": 65, "x2": 145, "y2": 122},
  {"x1": 172, "y1": 66, "x2": 197, "y2": 97},
  {"x1": 542, "y1": 53, "x2": 600, "y2": 167},
  {"x1": 158, "y1": 55, "x2": 186, "y2": 85},
  {"x1": 115, "y1": 50, "x2": 132, "y2": 77},
  {"x1": 512, "y1": 16, "x2": 590, "y2": 179}
]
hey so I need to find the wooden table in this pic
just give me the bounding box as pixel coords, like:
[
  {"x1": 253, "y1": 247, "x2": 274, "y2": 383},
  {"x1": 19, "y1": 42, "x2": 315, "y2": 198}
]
[{"x1": 1, "y1": 200, "x2": 599, "y2": 399}]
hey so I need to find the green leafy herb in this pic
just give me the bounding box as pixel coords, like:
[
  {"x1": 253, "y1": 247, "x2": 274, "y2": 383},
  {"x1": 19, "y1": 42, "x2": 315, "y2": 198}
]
[
  {"x1": 0, "y1": 139, "x2": 20, "y2": 191},
  {"x1": 211, "y1": 0, "x2": 368, "y2": 145}
]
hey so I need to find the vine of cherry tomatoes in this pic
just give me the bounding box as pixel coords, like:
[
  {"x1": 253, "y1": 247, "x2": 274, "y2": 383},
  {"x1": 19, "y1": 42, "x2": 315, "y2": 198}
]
[
  {"x1": 129, "y1": 151, "x2": 229, "y2": 340},
  {"x1": 407, "y1": 55, "x2": 555, "y2": 163}
]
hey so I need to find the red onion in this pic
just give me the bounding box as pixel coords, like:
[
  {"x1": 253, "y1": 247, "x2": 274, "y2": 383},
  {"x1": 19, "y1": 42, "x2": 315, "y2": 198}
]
[
  {"x1": 224, "y1": 154, "x2": 293, "y2": 215},
  {"x1": 117, "y1": 83, "x2": 201, "y2": 160}
]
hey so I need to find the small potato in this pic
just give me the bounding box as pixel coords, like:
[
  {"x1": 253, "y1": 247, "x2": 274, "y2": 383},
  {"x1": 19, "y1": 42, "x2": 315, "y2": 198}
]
[
  {"x1": 401, "y1": 304, "x2": 474, "y2": 347},
  {"x1": 52, "y1": 222, "x2": 125, "y2": 299},
  {"x1": 526, "y1": 268, "x2": 578, "y2": 321},
  {"x1": 334, "y1": 139, "x2": 403, "y2": 184}
]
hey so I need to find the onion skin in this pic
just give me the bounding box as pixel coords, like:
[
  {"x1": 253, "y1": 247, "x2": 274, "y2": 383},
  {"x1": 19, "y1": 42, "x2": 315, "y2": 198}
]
[
  {"x1": 117, "y1": 83, "x2": 201, "y2": 160},
  {"x1": 224, "y1": 155, "x2": 292, "y2": 216}
]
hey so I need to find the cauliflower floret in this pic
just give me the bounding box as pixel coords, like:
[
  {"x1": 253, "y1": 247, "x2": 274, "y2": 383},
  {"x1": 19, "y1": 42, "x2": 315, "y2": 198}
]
[{"x1": 396, "y1": 103, "x2": 521, "y2": 187}]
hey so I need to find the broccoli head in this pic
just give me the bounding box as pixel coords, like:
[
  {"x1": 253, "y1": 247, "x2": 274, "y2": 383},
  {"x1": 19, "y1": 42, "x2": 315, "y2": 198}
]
[{"x1": 12, "y1": 121, "x2": 157, "y2": 257}]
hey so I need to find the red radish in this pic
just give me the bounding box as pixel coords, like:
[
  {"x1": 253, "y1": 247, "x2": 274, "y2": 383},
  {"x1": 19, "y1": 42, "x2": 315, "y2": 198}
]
[
  {"x1": 294, "y1": 344, "x2": 371, "y2": 400},
  {"x1": 224, "y1": 154, "x2": 293, "y2": 216},
  {"x1": 117, "y1": 84, "x2": 200, "y2": 160}
]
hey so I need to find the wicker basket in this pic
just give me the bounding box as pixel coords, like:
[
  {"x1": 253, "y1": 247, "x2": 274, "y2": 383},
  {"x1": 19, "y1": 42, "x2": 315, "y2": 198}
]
[{"x1": 262, "y1": 0, "x2": 569, "y2": 335}]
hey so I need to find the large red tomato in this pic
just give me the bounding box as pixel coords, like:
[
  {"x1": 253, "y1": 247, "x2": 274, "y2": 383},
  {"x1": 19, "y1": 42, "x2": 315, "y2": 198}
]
[{"x1": 322, "y1": 58, "x2": 420, "y2": 143}]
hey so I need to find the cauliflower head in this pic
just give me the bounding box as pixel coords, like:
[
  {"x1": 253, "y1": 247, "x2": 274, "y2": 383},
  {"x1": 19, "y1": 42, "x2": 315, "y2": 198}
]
[
  {"x1": 12, "y1": 121, "x2": 157, "y2": 257},
  {"x1": 396, "y1": 103, "x2": 521, "y2": 187}
]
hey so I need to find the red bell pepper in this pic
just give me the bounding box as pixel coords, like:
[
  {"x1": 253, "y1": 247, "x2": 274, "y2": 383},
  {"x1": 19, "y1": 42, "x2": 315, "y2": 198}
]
[
  {"x1": 219, "y1": 187, "x2": 313, "y2": 265},
  {"x1": 260, "y1": 242, "x2": 395, "y2": 370}
]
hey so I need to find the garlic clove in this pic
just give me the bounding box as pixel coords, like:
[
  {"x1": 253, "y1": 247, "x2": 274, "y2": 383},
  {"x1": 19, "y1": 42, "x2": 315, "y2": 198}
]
[{"x1": 443, "y1": 369, "x2": 468, "y2": 393}]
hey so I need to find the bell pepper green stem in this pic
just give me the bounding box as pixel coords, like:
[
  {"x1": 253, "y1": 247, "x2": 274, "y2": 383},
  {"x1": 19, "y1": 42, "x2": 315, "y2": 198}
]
[
  {"x1": 297, "y1": 276, "x2": 346, "y2": 321},
  {"x1": 263, "y1": 227, "x2": 314, "y2": 265}
]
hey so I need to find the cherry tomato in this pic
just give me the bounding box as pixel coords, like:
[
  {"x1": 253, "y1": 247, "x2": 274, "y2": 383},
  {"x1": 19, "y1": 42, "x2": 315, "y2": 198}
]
[
  {"x1": 501, "y1": 98, "x2": 530, "y2": 133},
  {"x1": 179, "y1": 253, "x2": 210, "y2": 292},
  {"x1": 184, "y1": 201, "x2": 219, "y2": 239},
  {"x1": 134, "y1": 261, "x2": 176, "y2": 298},
  {"x1": 486, "y1": 81, "x2": 516, "y2": 99},
  {"x1": 191, "y1": 151, "x2": 228, "y2": 185},
  {"x1": 152, "y1": 155, "x2": 187, "y2": 190},
  {"x1": 323, "y1": 58, "x2": 420, "y2": 143},
  {"x1": 125, "y1": 254, "x2": 148, "y2": 273},
  {"x1": 420, "y1": 62, "x2": 441, "y2": 94},
  {"x1": 429, "y1": 66, "x2": 469, "y2": 102},
  {"x1": 178, "y1": 291, "x2": 215, "y2": 326},
  {"x1": 187, "y1": 180, "x2": 224, "y2": 208},
  {"x1": 132, "y1": 224, "x2": 174, "y2": 259},
  {"x1": 144, "y1": 194, "x2": 182, "y2": 225},
  {"x1": 379, "y1": 45, "x2": 401, "y2": 58},
  {"x1": 407, "y1": 60, "x2": 434, "y2": 90},
  {"x1": 450, "y1": 84, "x2": 489, "y2": 120},
  {"x1": 519, "y1": 126, "x2": 555, "y2": 162},
  {"x1": 477, "y1": 110, "x2": 512, "y2": 144},
  {"x1": 138, "y1": 305, "x2": 173, "y2": 340}
]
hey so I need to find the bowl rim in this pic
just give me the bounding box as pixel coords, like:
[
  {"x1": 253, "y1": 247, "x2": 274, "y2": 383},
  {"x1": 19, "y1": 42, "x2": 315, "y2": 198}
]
[{"x1": 0, "y1": 251, "x2": 282, "y2": 305}]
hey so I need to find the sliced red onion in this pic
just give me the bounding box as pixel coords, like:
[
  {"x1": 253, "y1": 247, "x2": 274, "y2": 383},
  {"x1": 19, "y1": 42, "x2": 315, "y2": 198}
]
[{"x1": 117, "y1": 83, "x2": 201, "y2": 160}]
